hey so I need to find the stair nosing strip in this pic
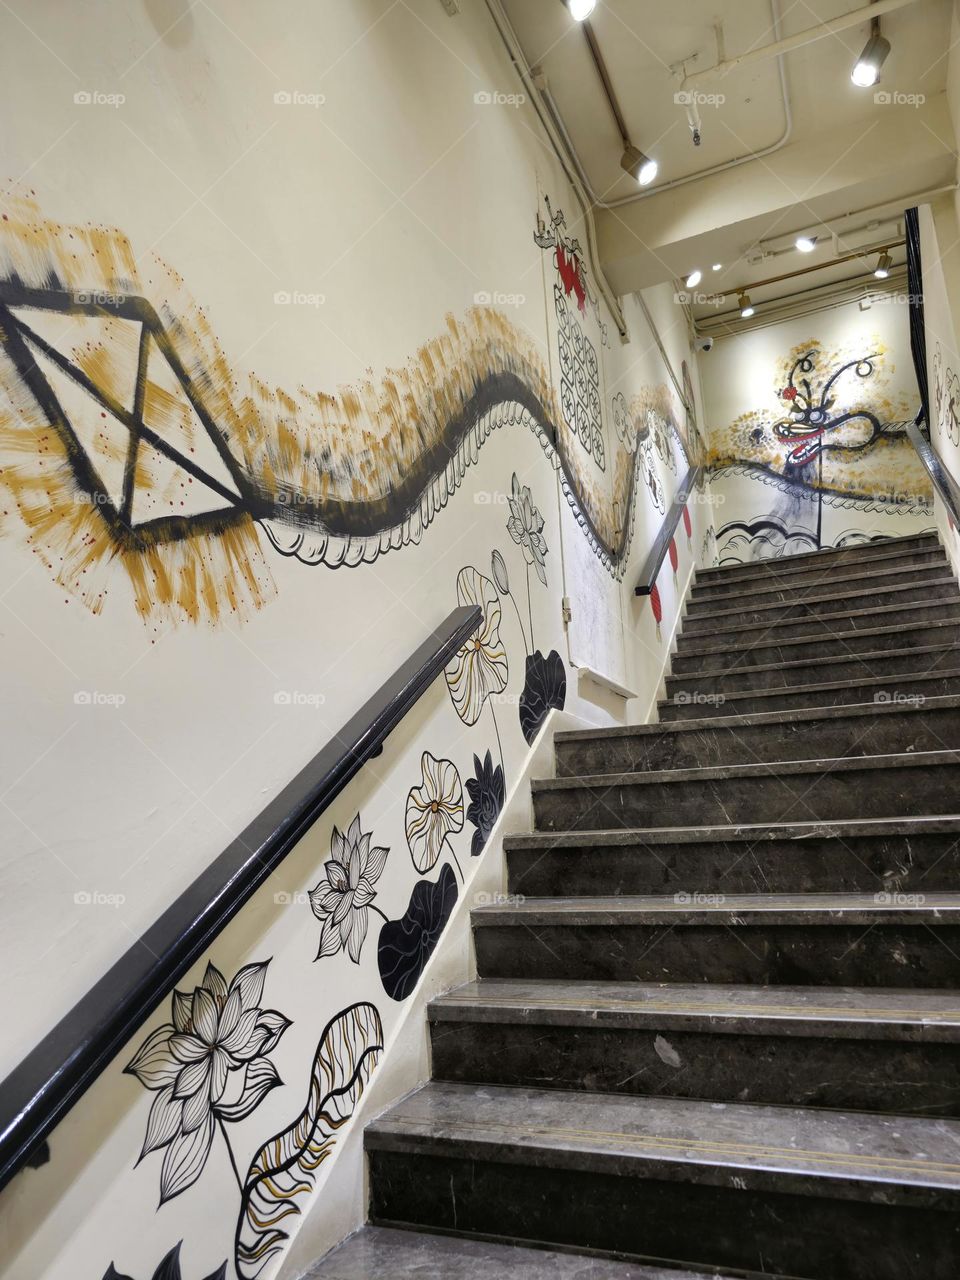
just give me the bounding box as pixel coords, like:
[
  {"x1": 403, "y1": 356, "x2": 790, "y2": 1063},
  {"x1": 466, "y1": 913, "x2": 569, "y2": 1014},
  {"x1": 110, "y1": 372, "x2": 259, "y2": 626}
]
[
  {"x1": 664, "y1": 641, "x2": 960, "y2": 682},
  {"x1": 672, "y1": 617, "x2": 960, "y2": 661},
  {"x1": 676, "y1": 597, "x2": 959, "y2": 647},
  {"x1": 658, "y1": 668, "x2": 960, "y2": 709},
  {"x1": 532, "y1": 748, "x2": 960, "y2": 791},
  {"x1": 683, "y1": 577, "x2": 957, "y2": 624},
  {"x1": 503, "y1": 815, "x2": 960, "y2": 848},
  {"x1": 364, "y1": 1083, "x2": 960, "y2": 1200},
  {"x1": 555, "y1": 693, "x2": 960, "y2": 742},
  {"x1": 689, "y1": 560, "x2": 950, "y2": 603}
]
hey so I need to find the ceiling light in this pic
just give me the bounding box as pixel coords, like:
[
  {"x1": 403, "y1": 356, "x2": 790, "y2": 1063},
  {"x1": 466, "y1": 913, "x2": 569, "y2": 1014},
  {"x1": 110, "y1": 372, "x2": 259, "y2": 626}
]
[
  {"x1": 795, "y1": 235, "x2": 816, "y2": 253},
  {"x1": 874, "y1": 251, "x2": 892, "y2": 279},
  {"x1": 621, "y1": 144, "x2": 658, "y2": 186},
  {"x1": 712, "y1": 263, "x2": 722, "y2": 271},
  {"x1": 738, "y1": 292, "x2": 755, "y2": 318},
  {"x1": 852, "y1": 31, "x2": 891, "y2": 87},
  {"x1": 566, "y1": 0, "x2": 597, "y2": 20},
  {"x1": 684, "y1": 269, "x2": 702, "y2": 288}
]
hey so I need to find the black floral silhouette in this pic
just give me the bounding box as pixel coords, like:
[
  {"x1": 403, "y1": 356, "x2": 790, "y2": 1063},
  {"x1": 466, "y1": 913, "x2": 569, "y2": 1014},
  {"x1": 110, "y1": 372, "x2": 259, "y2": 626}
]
[
  {"x1": 465, "y1": 749, "x2": 505, "y2": 856},
  {"x1": 103, "y1": 1241, "x2": 226, "y2": 1280},
  {"x1": 378, "y1": 864, "x2": 458, "y2": 1001},
  {"x1": 519, "y1": 650, "x2": 567, "y2": 745}
]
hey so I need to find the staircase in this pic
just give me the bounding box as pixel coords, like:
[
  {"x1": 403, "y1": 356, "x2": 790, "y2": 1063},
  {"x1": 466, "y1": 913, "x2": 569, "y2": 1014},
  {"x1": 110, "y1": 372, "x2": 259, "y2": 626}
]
[{"x1": 310, "y1": 531, "x2": 960, "y2": 1280}]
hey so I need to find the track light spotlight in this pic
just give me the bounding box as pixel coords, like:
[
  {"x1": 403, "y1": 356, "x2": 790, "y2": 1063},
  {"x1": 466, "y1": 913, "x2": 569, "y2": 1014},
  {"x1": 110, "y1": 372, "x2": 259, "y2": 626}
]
[
  {"x1": 566, "y1": 0, "x2": 597, "y2": 20},
  {"x1": 852, "y1": 31, "x2": 891, "y2": 87},
  {"x1": 874, "y1": 251, "x2": 892, "y2": 279},
  {"x1": 684, "y1": 270, "x2": 702, "y2": 288},
  {"x1": 795, "y1": 236, "x2": 817, "y2": 253},
  {"x1": 620, "y1": 144, "x2": 658, "y2": 186},
  {"x1": 738, "y1": 292, "x2": 755, "y2": 318}
]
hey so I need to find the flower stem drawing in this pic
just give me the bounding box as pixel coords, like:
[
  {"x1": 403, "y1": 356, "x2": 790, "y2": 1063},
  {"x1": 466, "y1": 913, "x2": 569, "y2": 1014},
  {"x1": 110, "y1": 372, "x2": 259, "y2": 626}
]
[
  {"x1": 492, "y1": 548, "x2": 529, "y2": 653},
  {"x1": 489, "y1": 699, "x2": 505, "y2": 777},
  {"x1": 217, "y1": 1116, "x2": 243, "y2": 1193}
]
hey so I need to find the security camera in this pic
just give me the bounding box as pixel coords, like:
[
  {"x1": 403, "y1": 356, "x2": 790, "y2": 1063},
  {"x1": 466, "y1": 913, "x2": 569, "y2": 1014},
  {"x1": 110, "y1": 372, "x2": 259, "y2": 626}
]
[{"x1": 694, "y1": 336, "x2": 714, "y2": 353}]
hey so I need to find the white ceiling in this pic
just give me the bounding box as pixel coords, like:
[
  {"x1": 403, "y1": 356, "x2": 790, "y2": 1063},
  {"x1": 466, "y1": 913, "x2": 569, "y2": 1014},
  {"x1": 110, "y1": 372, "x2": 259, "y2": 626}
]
[{"x1": 499, "y1": 0, "x2": 956, "y2": 319}]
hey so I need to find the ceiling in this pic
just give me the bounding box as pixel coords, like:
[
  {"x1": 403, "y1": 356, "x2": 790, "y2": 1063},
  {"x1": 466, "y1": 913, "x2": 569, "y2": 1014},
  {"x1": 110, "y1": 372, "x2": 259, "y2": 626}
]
[{"x1": 498, "y1": 0, "x2": 956, "y2": 324}]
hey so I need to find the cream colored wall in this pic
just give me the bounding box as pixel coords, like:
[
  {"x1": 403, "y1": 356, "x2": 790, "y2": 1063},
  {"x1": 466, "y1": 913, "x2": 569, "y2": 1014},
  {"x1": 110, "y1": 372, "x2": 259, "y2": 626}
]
[
  {"x1": 701, "y1": 298, "x2": 933, "y2": 562},
  {"x1": 0, "y1": 3, "x2": 712, "y2": 1278}
]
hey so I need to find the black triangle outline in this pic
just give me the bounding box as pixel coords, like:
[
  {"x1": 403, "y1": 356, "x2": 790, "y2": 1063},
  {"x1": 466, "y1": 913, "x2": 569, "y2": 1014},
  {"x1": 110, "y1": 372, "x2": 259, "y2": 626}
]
[
  {"x1": 12, "y1": 314, "x2": 242, "y2": 511},
  {"x1": 19, "y1": 333, "x2": 131, "y2": 515},
  {"x1": 128, "y1": 434, "x2": 239, "y2": 529},
  {"x1": 139, "y1": 330, "x2": 242, "y2": 501}
]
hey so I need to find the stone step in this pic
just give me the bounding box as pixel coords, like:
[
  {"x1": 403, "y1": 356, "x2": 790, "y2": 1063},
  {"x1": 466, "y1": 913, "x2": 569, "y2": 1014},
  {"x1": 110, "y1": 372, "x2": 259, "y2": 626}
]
[
  {"x1": 503, "y1": 817, "x2": 960, "y2": 897},
  {"x1": 689, "y1": 557, "x2": 950, "y2": 608},
  {"x1": 471, "y1": 893, "x2": 960, "y2": 987},
  {"x1": 532, "y1": 751, "x2": 960, "y2": 833},
  {"x1": 554, "y1": 696, "x2": 960, "y2": 776},
  {"x1": 669, "y1": 619, "x2": 960, "y2": 676},
  {"x1": 366, "y1": 1081, "x2": 960, "y2": 1279},
  {"x1": 659, "y1": 669, "x2": 960, "y2": 720},
  {"x1": 675, "y1": 598, "x2": 960, "y2": 654},
  {"x1": 301, "y1": 1226, "x2": 726, "y2": 1280},
  {"x1": 664, "y1": 642, "x2": 960, "y2": 695},
  {"x1": 683, "y1": 577, "x2": 957, "y2": 632},
  {"x1": 429, "y1": 980, "x2": 960, "y2": 1116},
  {"x1": 694, "y1": 533, "x2": 941, "y2": 587}
]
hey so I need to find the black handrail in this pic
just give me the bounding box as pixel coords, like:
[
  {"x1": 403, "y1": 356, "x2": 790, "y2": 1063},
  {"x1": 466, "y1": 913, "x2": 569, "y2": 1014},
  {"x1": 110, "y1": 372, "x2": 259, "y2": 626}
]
[
  {"x1": 907, "y1": 414, "x2": 960, "y2": 530},
  {"x1": 634, "y1": 464, "x2": 704, "y2": 596},
  {"x1": 0, "y1": 604, "x2": 482, "y2": 1192}
]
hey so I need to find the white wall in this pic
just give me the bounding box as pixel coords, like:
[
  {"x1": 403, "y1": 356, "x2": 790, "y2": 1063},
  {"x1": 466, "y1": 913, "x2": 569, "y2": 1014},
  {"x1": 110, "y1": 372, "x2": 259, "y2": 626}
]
[
  {"x1": 0, "y1": 3, "x2": 713, "y2": 1278},
  {"x1": 701, "y1": 297, "x2": 933, "y2": 562}
]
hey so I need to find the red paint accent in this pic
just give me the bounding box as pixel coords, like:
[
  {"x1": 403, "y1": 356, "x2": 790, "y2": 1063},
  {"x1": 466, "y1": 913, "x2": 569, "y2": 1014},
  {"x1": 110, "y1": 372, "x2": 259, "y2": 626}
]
[
  {"x1": 555, "y1": 243, "x2": 586, "y2": 313},
  {"x1": 650, "y1": 583, "x2": 662, "y2": 625},
  {"x1": 682, "y1": 506, "x2": 692, "y2": 540},
  {"x1": 782, "y1": 386, "x2": 797, "y2": 400},
  {"x1": 668, "y1": 538, "x2": 679, "y2": 573}
]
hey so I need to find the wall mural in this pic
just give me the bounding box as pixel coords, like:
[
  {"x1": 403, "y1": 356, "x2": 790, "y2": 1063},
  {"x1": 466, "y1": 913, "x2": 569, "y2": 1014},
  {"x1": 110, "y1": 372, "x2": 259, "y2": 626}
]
[
  {"x1": 709, "y1": 337, "x2": 933, "y2": 559},
  {"x1": 2, "y1": 187, "x2": 698, "y2": 1280},
  {"x1": 932, "y1": 342, "x2": 960, "y2": 446},
  {"x1": 0, "y1": 193, "x2": 691, "y2": 627},
  {"x1": 107, "y1": 469, "x2": 580, "y2": 1278}
]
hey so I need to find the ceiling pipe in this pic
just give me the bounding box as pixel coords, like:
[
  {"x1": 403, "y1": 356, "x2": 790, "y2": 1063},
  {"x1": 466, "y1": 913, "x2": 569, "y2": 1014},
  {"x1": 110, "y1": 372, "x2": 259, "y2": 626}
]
[
  {"x1": 704, "y1": 239, "x2": 907, "y2": 302},
  {"x1": 698, "y1": 270, "x2": 909, "y2": 335},
  {"x1": 748, "y1": 183, "x2": 957, "y2": 259},
  {"x1": 604, "y1": 0, "x2": 792, "y2": 205},
  {"x1": 683, "y1": 0, "x2": 921, "y2": 88},
  {"x1": 482, "y1": 0, "x2": 627, "y2": 335}
]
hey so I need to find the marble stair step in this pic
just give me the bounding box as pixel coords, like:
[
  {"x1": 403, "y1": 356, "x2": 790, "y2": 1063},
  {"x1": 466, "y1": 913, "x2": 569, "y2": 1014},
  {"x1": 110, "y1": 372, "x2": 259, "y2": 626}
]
[
  {"x1": 554, "y1": 696, "x2": 960, "y2": 775},
  {"x1": 682, "y1": 577, "x2": 957, "y2": 631},
  {"x1": 470, "y1": 893, "x2": 960, "y2": 987},
  {"x1": 664, "y1": 642, "x2": 960, "y2": 694},
  {"x1": 532, "y1": 750, "x2": 960, "y2": 832},
  {"x1": 688, "y1": 557, "x2": 950, "y2": 608},
  {"x1": 429, "y1": 979, "x2": 960, "y2": 1115},
  {"x1": 302, "y1": 1226, "x2": 738, "y2": 1280},
  {"x1": 674, "y1": 597, "x2": 960, "y2": 653},
  {"x1": 693, "y1": 533, "x2": 941, "y2": 588},
  {"x1": 503, "y1": 817, "x2": 960, "y2": 897},
  {"x1": 366, "y1": 1081, "x2": 960, "y2": 1279},
  {"x1": 670, "y1": 618, "x2": 960, "y2": 675},
  {"x1": 659, "y1": 669, "x2": 960, "y2": 720}
]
